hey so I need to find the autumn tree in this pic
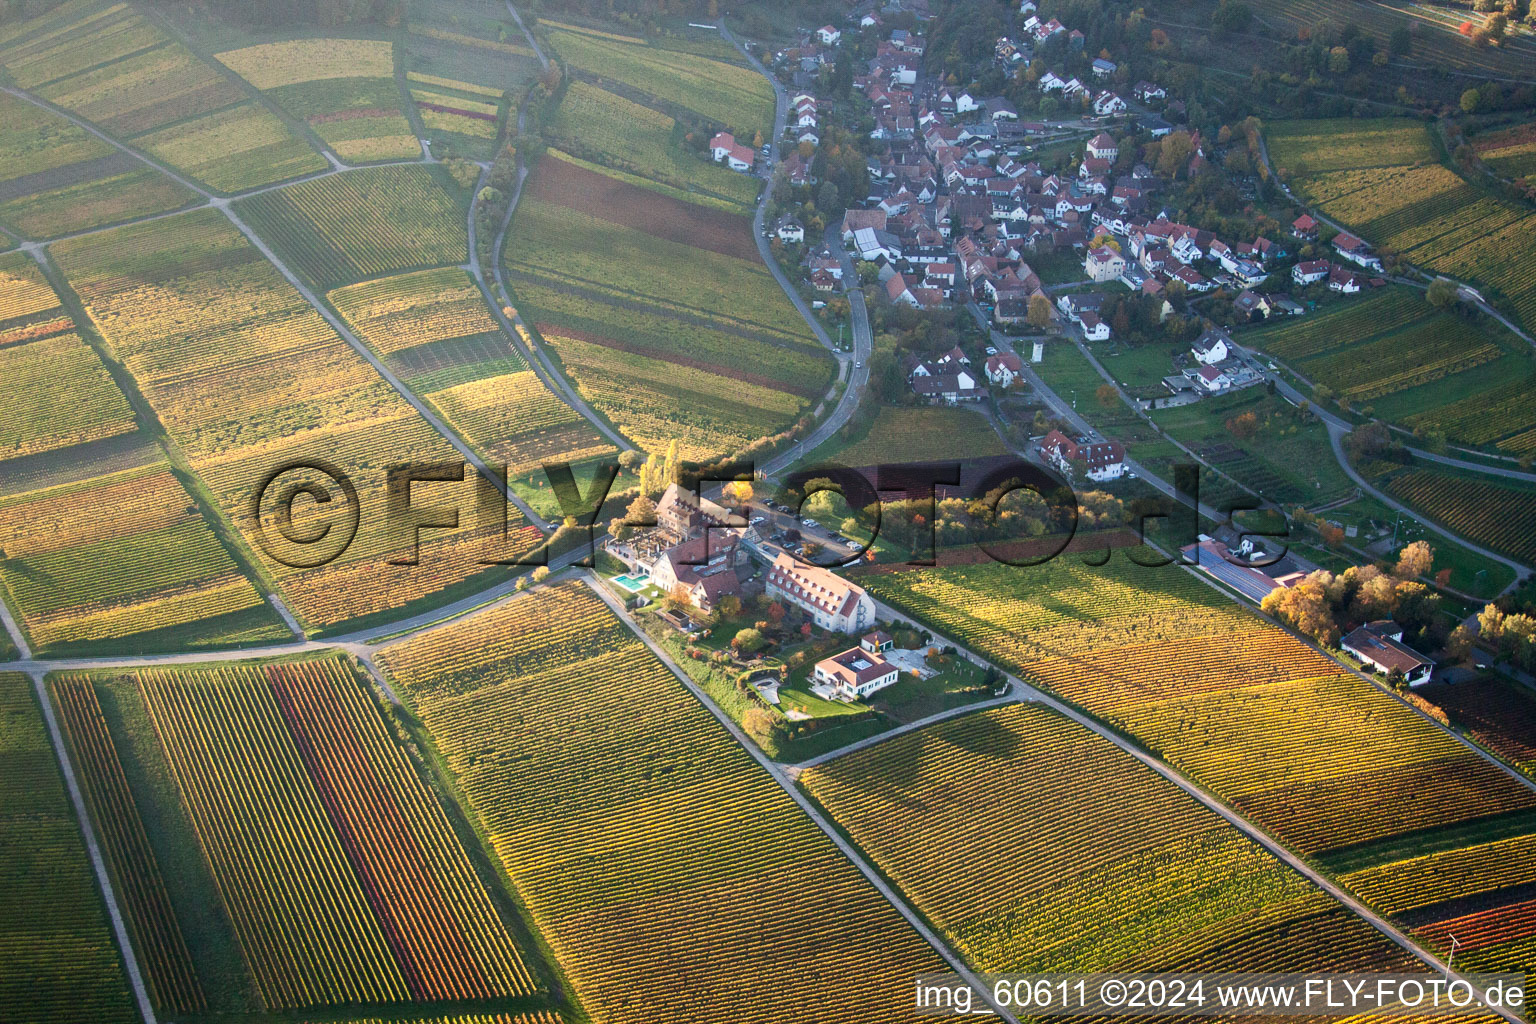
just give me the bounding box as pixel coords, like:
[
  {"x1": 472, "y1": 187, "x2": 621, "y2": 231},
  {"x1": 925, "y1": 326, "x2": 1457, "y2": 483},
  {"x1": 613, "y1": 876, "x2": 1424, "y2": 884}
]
[
  {"x1": 1393, "y1": 540, "x2": 1435, "y2": 580},
  {"x1": 1026, "y1": 294, "x2": 1055, "y2": 329}
]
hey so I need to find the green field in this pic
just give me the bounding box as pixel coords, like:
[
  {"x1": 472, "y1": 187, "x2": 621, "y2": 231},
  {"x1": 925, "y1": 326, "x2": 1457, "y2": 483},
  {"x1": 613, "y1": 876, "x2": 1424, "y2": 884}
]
[
  {"x1": 826, "y1": 405, "x2": 1007, "y2": 468},
  {"x1": 236, "y1": 164, "x2": 468, "y2": 287},
  {"x1": 0, "y1": 671, "x2": 138, "y2": 1024},
  {"x1": 1150, "y1": 389, "x2": 1354, "y2": 506}
]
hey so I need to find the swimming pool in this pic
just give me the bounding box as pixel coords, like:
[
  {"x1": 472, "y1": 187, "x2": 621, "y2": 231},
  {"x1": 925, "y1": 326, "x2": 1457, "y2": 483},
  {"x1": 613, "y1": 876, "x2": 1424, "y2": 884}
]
[{"x1": 612, "y1": 573, "x2": 649, "y2": 592}]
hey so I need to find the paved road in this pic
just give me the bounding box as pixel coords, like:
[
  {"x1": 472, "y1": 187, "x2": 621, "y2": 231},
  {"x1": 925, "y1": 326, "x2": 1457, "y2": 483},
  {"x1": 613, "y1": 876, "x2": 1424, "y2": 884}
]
[
  {"x1": 1324, "y1": 421, "x2": 1530, "y2": 589},
  {"x1": 219, "y1": 202, "x2": 554, "y2": 532},
  {"x1": 760, "y1": 223, "x2": 873, "y2": 479},
  {"x1": 720, "y1": 24, "x2": 871, "y2": 482},
  {"x1": 29, "y1": 671, "x2": 160, "y2": 1024},
  {"x1": 504, "y1": 0, "x2": 548, "y2": 71},
  {"x1": 582, "y1": 573, "x2": 1020, "y2": 1023}
]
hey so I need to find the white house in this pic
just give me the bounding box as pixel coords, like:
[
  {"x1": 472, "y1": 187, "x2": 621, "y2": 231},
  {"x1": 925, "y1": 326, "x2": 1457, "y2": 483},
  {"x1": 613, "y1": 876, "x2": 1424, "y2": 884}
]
[
  {"x1": 1079, "y1": 310, "x2": 1110, "y2": 341},
  {"x1": 1086, "y1": 132, "x2": 1118, "y2": 161},
  {"x1": 813, "y1": 632, "x2": 900, "y2": 699},
  {"x1": 766, "y1": 552, "x2": 877, "y2": 633},
  {"x1": 709, "y1": 131, "x2": 755, "y2": 172},
  {"x1": 1040, "y1": 430, "x2": 1127, "y2": 482},
  {"x1": 1293, "y1": 259, "x2": 1330, "y2": 286},
  {"x1": 1093, "y1": 92, "x2": 1130, "y2": 117},
  {"x1": 1193, "y1": 364, "x2": 1231, "y2": 392},
  {"x1": 1191, "y1": 329, "x2": 1231, "y2": 365},
  {"x1": 1341, "y1": 621, "x2": 1433, "y2": 686}
]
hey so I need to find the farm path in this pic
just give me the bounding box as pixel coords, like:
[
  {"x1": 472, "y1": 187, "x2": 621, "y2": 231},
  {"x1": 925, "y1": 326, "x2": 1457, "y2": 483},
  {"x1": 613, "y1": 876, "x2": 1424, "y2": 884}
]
[
  {"x1": 215, "y1": 201, "x2": 555, "y2": 532},
  {"x1": 28, "y1": 670, "x2": 160, "y2": 1024},
  {"x1": 1325, "y1": 421, "x2": 1531, "y2": 590},
  {"x1": 476, "y1": 164, "x2": 633, "y2": 454},
  {"x1": 854, "y1": 598, "x2": 1527, "y2": 1024},
  {"x1": 720, "y1": 24, "x2": 871, "y2": 480},
  {"x1": 504, "y1": 0, "x2": 549, "y2": 72},
  {"x1": 580, "y1": 571, "x2": 1023, "y2": 1024},
  {"x1": 1254, "y1": 129, "x2": 1535, "y2": 351},
  {"x1": 0, "y1": 599, "x2": 32, "y2": 660}
]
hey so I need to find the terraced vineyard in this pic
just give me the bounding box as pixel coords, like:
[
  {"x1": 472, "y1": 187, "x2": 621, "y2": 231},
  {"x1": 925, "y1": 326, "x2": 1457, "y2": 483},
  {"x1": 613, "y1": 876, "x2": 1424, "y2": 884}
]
[
  {"x1": 130, "y1": 656, "x2": 537, "y2": 1011},
  {"x1": 0, "y1": 671, "x2": 138, "y2": 1024},
  {"x1": 378, "y1": 581, "x2": 949, "y2": 1023},
  {"x1": 0, "y1": 252, "x2": 286, "y2": 655},
  {"x1": 1268, "y1": 118, "x2": 1536, "y2": 341},
  {"x1": 215, "y1": 39, "x2": 420, "y2": 163},
  {"x1": 803, "y1": 704, "x2": 1420, "y2": 974},
  {"x1": 237, "y1": 164, "x2": 468, "y2": 288},
  {"x1": 1380, "y1": 468, "x2": 1536, "y2": 565},
  {"x1": 858, "y1": 558, "x2": 1536, "y2": 855},
  {"x1": 0, "y1": 92, "x2": 196, "y2": 239},
  {"x1": 508, "y1": 154, "x2": 829, "y2": 460},
  {"x1": 53, "y1": 208, "x2": 540, "y2": 631},
  {"x1": 331, "y1": 267, "x2": 613, "y2": 473},
  {"x1": 0, "y1": 0, "x2": 327, "y2": 191}
]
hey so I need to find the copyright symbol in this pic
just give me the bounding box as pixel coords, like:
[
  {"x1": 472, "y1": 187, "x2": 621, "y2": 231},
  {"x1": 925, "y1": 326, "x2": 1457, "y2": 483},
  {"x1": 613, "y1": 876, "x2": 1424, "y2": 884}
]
[
  {"x1": 1100, "y1": 979, "x2": 1127, "y2": 1008},
  {"x1": 252, "y1": 461, "x2": 360, "y2": 569}
]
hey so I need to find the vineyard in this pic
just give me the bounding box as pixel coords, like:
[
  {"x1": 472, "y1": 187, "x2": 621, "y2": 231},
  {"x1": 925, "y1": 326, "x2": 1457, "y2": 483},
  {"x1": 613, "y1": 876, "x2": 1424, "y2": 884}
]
[
  {"x1": 237, "y1": 164, "x2": 469, "y2": 288},
  {"x1": 1474, "y1": 121, "x2": 1536, "y2": 185},
  {"x1": 50, "y1": 676, "x2": 204, "y2": 1014},
  {"x1": 507, "y1": 154, "x2": 830, "y2": 459},
  {"x1": 1419, "y1": 675, "x2": 1536, "y2": 773},
  {"x1": 0, "y1": 92, "x2": 195, "y2": 239},
  {"x1": 331, "y1": 267, "x2": 613, "y2": 473},
  {"x1": 858, "y1": 558, "x2": 1536, "y2": 855},
  {"x1": 544, "y1": 21, "x2": 774, "y2": 134},
  {"x1": 52, "y1": 208, "x2": 540, "y2": 629},
  {"x1": 544, "y1": 81, "x2": 762, "y2": 212},
  {"x1": 1267, "y1": 117, "x2": 1536, "y2": 340},
  {"x1": 803, "y1": 703, "x2": 1418, "y2": 974},
  {"x1": 132, "y1": 656, "x2": 538, "y2": 1011},
  {"x1": 215, "y1": 39, "x2": 419, "y2": 163},
  {"x1": 402, "y1": 0, "x2": 536, "y2": 155},
  {"x1": 1381, "y1": 468, "x2": 1536, "y2": 565},
  {"x1": 0, "y1": 671, "x2": 138, "y2": 1024},
  {"x1": 0, "y1": 253, "x2": 284, "y2": 655},
  {"x1": 377, "y1": 580, "x2": 950, "y2": 1022},
  {"x1": 0, "y1": 0, "x2": 328, "y2": 192}
]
